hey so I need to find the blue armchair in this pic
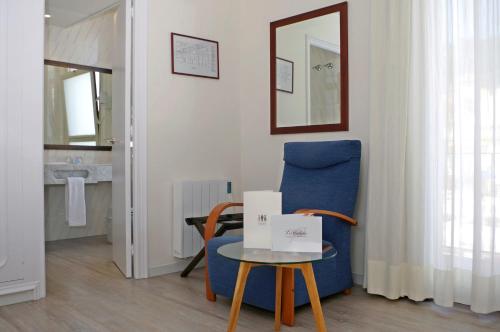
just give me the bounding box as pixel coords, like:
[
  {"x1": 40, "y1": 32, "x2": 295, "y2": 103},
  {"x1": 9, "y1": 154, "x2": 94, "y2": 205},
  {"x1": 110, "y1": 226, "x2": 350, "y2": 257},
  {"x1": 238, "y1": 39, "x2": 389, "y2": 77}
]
[{"x1": 204, "y1": 140, "x2": 361, "y2": 325}]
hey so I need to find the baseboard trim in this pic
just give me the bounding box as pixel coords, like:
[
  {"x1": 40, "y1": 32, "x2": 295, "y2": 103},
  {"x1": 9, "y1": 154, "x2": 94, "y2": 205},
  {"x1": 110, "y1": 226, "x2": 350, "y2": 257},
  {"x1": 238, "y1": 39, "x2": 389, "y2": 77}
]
[
  {"x1": 353, "y1": 273, "x2": 364, "y2": 286},
  {"x1": 0, "y1": 281, "x2": 41, "y2": 306},
  {"x1": 148, "y1": 259, "x2": 205, "y2": 278}
]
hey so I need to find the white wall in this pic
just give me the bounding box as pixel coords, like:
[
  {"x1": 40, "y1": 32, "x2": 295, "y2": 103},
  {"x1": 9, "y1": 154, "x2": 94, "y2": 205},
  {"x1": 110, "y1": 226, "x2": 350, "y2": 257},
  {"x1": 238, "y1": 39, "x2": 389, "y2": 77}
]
[
  {"x1": 147, "y1": 0, "x2": 242, "y2": 272},
  {"x1": 238, "y1": 0, "x2": 370, "y2": 283},
  {"x1": 146, "y1": 0, "x2": 371, "y2": 282}
]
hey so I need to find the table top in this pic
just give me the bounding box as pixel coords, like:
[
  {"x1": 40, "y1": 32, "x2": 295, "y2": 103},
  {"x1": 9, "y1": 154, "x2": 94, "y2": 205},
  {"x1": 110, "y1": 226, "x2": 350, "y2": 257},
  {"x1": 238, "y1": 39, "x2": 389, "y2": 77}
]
[{"x1": 217, "y1": 241, "x2": 337, "y2": 265}]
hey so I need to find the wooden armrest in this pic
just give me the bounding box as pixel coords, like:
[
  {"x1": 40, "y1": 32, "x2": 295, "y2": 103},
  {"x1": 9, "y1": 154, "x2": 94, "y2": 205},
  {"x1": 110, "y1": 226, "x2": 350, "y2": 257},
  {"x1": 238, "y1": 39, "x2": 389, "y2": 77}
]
[
  {"x1": 294, "y1": 209, "x2": 357, "y2": 226},
  {"x1": 204, "y1": 202, "x2": 243, "y2": 301},
  {"x1": 204, "y1": 202, "x2": 244, "y2": 243}
]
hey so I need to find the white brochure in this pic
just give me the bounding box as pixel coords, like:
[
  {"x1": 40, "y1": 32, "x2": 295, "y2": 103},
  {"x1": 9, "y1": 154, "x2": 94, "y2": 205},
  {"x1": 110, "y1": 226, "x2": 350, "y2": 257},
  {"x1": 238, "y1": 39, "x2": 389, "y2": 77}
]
[
  {"x1": 271, "y1": 214, "x2": 322, "y2": 253},
  {"x1": 243, "y1": 191, "x2": 282, "y2": 249}
]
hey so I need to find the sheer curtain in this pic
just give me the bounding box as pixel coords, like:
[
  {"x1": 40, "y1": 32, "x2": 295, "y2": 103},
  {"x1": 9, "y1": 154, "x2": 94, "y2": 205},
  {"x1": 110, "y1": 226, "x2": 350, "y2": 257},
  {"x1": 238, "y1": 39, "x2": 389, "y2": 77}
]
[{"x1": 366, "y1": 0, "x2": 500, "y2": 313}]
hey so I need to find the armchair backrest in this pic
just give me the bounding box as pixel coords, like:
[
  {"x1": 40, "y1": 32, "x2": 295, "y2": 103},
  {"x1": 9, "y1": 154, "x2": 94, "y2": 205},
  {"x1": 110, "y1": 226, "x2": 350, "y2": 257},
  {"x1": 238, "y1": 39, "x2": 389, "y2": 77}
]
[{"x1": 280, "y1": 140, "x2": 361, "y2": 254}]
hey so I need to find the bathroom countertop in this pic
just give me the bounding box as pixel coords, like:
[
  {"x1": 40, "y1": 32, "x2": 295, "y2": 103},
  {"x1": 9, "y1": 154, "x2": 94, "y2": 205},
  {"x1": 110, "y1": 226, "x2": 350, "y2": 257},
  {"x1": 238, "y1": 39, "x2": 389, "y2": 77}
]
[{"x1": 44, "y1": 163, "x2": 112, "y2": 185}]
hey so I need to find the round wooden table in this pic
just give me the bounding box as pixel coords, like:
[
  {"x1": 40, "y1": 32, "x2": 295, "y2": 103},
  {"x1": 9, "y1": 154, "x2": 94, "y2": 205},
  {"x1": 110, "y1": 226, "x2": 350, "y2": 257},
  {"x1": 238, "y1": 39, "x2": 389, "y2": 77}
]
[{"x1": 217, "y1": 241, "x2": 337, "y2": 332}]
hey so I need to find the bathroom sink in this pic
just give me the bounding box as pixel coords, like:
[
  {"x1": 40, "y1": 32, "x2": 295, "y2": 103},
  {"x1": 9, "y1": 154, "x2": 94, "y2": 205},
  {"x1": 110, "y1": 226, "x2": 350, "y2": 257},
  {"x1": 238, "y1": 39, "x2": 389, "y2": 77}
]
[
  {"x1": 44, "y1": 163, "x2": 112, "y2": 185},
  {"x1": 53, "y1": 169, "x2": 90, "y2": 180}
]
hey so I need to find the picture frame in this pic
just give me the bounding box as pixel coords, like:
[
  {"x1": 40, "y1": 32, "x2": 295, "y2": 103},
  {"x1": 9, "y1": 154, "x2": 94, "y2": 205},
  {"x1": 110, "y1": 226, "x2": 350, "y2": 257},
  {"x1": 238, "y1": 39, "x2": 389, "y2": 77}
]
[
  {"x1": 276, "y1": 57, "x2": 294, "y2": 93},
  {"x1": 171, "y1": 33, "x2": 220, "y2": 79},
  {"x1": 270, "y1": 2, "x2": 349, "y2": 135}
]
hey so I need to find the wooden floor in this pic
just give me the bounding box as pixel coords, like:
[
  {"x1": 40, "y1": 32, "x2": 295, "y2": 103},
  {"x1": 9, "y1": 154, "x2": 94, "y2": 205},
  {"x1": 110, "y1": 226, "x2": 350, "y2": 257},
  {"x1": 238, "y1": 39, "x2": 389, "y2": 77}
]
[{"x1": 0, "y1": 237, "x2": 499, "y2": 332}]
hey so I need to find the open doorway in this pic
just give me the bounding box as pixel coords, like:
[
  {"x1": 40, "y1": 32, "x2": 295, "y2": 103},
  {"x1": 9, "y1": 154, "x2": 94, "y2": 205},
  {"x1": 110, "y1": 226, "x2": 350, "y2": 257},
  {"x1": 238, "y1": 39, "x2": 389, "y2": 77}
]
[{"x1": 43, "y1": 0, "x2": 135, "y2": 278}]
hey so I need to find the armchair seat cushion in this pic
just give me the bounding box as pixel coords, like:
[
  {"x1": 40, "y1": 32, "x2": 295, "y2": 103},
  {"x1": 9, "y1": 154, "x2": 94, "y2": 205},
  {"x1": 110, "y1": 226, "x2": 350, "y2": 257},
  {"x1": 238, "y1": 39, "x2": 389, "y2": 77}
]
[{"x1": 207, "y1": 236, "x2": 353, "y2": 312}]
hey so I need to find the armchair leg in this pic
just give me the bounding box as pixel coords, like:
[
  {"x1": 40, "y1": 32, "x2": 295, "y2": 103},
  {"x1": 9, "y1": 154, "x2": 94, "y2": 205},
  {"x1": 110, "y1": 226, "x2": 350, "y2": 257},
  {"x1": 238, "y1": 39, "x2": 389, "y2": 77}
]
[
  {"x1": 206, "y1": 285, "x2": 216, "y2": 301},
  {"x1": 343, "y1": 288, "x2": 352, "y2": 295},
  {"x1": 281, "y1": 268, "x2": 295, "y2": 326},
  {"x1": 205, "y1": 261, "x2": 216, "y2": 301}
]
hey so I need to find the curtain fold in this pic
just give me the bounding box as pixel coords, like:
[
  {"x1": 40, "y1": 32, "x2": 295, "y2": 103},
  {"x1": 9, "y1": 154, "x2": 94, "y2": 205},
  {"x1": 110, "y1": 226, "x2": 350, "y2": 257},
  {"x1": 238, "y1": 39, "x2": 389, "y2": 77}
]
[{"x1": 367, "y1": 0, "x2": 500, "y2": 314}]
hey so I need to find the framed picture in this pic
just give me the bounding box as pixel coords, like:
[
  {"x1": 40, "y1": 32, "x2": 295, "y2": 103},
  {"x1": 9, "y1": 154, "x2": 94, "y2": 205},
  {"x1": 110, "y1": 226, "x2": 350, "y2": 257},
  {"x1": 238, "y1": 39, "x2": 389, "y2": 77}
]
[
  {"x1": 276, "y1": 57, "x2": 294, "y2": 93},
  {"x1": 171, "y1": 33, "x2": 220, "y2": 79}
]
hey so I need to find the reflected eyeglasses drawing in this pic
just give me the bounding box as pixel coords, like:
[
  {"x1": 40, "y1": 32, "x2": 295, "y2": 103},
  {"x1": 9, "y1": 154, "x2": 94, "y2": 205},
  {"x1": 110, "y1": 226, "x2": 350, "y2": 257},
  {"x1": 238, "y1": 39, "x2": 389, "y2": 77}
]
[{"x1": 312, "y1": 62, "x2": 335, "y2": 71}]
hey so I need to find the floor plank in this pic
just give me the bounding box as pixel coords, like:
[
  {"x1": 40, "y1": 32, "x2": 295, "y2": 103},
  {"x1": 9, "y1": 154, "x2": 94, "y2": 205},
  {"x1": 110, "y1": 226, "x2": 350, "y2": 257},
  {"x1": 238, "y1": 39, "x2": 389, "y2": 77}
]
[{"x1": 0, "y1": 236, "x2": 499, "y2": 331}]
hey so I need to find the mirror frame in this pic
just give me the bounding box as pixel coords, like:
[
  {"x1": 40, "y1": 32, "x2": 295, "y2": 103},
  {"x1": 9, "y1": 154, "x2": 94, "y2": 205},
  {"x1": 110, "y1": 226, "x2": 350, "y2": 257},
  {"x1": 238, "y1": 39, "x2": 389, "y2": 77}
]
[
  {"x1": 43, "y1": 59, "x2": 113, "y2": 151},
  {"x1": 270, "y1": 2, "x2": 348, "y2": 135}
]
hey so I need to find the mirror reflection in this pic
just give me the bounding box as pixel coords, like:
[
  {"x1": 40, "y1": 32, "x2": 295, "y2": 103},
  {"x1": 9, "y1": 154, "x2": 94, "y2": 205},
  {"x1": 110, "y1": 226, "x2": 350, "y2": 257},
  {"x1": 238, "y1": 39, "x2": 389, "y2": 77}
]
[
  {"x1": 272, "y1": 4, "x2": 348, "y2": 134},
  {"x1": 276, "y1": 12, "x2": 340, "y2": 127},
  {"x1": 44, "y1": 62, "x2": 112, "y2": 147}
]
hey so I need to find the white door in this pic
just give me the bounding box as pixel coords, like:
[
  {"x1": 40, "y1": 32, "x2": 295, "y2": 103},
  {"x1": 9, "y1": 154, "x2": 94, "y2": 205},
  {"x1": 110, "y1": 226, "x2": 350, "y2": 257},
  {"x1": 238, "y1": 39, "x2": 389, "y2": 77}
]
[
  {"x1": 0, "y1": 0, "x2": 25, "y2": 286},
  {"x1": 0, "y1": 0, "x2": 45, "y2": 303},
  {"x1": 112, "y1": 0, "x2": 132, "y2": 278}
]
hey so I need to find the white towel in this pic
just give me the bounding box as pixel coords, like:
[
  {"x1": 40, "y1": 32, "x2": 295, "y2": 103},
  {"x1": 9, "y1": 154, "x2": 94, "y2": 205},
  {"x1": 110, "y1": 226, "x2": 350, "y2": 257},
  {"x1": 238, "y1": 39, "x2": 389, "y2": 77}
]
[{"x1": 65, "y1": 177, "x2": 87, "y2": 227}]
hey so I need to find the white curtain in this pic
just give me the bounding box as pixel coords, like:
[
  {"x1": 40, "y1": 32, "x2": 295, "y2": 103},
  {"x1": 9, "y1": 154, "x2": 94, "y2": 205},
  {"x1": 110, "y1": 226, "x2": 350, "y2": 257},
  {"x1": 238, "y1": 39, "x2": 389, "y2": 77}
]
[{"x1": 366, "y1": 0, "x2": 500, "y2": 313}]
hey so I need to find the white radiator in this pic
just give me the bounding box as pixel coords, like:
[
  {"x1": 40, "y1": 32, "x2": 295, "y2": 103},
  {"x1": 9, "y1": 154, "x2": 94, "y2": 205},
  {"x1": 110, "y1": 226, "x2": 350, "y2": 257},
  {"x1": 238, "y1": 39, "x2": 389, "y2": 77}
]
[{"x1": 173, "y1": 180, "x2": 233, "y2": 258}]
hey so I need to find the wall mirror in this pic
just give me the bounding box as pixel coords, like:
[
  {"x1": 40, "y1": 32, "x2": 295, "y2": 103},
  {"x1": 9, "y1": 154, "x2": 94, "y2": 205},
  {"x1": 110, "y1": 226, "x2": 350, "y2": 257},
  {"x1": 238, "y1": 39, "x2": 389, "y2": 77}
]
[
  {"x1": 44, "y1": 60, "x2": 113, "y2": 150},
  {"x1": 270, "y1": 2, "x2": 348, "y2": 134}
]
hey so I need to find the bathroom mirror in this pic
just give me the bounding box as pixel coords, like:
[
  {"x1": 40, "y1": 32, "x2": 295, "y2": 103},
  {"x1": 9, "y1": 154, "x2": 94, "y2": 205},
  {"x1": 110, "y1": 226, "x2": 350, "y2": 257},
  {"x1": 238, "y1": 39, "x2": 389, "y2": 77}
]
[
  {"x1": 270, "y1": 2, "x2": 348, "y2": 134},
  {"x1": 44, "y1": 60, "x2": 113, "y2": 150}
]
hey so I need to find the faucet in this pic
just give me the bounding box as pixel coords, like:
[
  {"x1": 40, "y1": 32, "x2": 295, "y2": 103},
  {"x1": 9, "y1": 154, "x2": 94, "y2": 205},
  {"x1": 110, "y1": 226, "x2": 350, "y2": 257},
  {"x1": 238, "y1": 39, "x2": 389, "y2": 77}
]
[{"x1": 66, "y1": 156, "x2": 83, "y2": 164}]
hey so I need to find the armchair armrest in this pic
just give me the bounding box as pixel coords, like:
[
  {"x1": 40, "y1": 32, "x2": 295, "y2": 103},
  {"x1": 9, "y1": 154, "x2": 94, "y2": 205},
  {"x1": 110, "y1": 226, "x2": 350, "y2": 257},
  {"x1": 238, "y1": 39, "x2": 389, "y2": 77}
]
[
  {"x1": 294, "y1": 209, "x2": 357, "y2": 226},
  {"x1": 204, "y1": 202, "x2": 244, "y2": 243},
  {"x1": 204, "y1": 202, "x2": 243, "y2": 301}
]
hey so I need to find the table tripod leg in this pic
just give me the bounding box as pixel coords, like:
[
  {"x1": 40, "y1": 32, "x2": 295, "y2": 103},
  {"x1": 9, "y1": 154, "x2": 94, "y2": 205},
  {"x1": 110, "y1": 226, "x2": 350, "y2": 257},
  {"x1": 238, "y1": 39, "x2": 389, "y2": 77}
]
[
  {"x1": 300, "y1": 263, "x2": 327, "y2": 332},
  {"x1": 274, "y1": 266, "x2": 283, "y2": 331},
  {"x1": 227, "y1": 262, "x2": 252, "y2": 332}
]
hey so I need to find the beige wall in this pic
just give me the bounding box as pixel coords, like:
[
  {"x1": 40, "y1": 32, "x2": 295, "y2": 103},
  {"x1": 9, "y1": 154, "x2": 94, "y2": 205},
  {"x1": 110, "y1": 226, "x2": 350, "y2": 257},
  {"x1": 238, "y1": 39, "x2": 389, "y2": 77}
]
[
  {"x1": 238, "y1": 0, "x2": 370, "y2": 282},
  {"x1": 146, "y1": 0, "x2": 371, "y2": 282},
  {"x1": 147, "y1": 0, "x2": 242, "y2": 270}
]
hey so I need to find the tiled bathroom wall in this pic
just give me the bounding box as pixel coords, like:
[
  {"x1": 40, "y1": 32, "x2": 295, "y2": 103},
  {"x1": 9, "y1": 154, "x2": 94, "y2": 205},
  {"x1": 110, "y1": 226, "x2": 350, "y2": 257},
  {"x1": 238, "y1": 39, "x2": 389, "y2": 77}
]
[
  {"x1": 44, "y1": 150, "x2": 112, "y2": 242},
  {"x1": 43, "y1": 8, "x2": 116, "y2": 242},
  {"x1": 45, "y1": 9, "x2": 116, "y2": 69},
  {"x1": 44, "y1": 182, "x2": 111, "y2": 242}
]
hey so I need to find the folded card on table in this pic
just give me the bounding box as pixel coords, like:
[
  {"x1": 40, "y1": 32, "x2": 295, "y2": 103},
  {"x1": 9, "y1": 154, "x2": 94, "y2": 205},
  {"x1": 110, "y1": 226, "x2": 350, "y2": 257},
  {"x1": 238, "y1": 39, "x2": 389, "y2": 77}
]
[
  {"x1": 271, "y1": 214, "x2": 322, "y2": 253},
  {"x1": 243, "y1": 191, "x2": 282, "y2": 249}
]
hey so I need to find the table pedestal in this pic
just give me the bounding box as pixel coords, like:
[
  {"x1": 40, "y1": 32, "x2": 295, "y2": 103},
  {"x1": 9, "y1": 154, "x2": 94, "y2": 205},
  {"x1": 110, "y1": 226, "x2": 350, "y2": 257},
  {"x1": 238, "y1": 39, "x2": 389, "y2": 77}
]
[{"x1": 227, "y1": 262, "x2": 327, "y2": 332}]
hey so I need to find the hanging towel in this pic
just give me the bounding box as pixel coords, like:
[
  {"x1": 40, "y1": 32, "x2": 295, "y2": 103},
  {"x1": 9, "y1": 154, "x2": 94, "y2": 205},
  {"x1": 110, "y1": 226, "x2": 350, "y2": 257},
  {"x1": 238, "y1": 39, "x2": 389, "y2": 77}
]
[{"x1": 65, "y1": 177, "x2": 87, "y2": 227}]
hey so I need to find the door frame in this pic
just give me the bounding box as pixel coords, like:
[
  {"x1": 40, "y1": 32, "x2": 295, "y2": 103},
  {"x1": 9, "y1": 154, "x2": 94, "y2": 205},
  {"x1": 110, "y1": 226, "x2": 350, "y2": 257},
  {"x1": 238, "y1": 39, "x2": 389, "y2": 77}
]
[
  {"x1": 131, "y1": 0, "x2": 149, "y2": 279},
  {"x1": 41, "y1": 0, "x2": 150, "y2": 280}
]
